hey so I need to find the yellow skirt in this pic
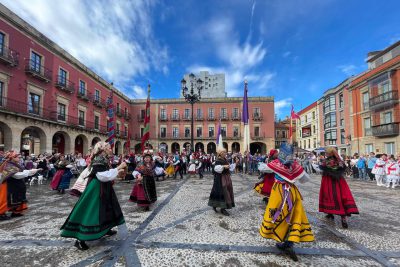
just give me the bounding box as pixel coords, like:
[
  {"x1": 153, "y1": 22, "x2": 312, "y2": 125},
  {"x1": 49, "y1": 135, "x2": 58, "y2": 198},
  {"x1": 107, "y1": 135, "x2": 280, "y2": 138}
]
[
  {"x1": 165, "y1": 165, "x2": 175, "y2": 176},
  {"x1": 254, "y1": 182, "x2": 264, "y2": 195},
  {"x1": 259, "y1": 182, "x2": 314, "y2": 243}
]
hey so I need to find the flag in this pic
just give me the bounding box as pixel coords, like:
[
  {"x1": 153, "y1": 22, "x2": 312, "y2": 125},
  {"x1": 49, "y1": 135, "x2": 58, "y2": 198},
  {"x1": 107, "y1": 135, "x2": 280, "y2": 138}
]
[
  {"x1": 106, "y1": 85, "x2": 115, "y2": 149},
  {"x1": 216, "y1": 120, "x2": 223, "y2": 150},
  {"x1": 141, "y1": 84, "x2": 151, "y2": 152},
  {"x1": 242, "y1": 80, "x2": 250, "y2": 153},
  {"x1": 290, "y1": 105, "x2": 300, "y2": 120}
]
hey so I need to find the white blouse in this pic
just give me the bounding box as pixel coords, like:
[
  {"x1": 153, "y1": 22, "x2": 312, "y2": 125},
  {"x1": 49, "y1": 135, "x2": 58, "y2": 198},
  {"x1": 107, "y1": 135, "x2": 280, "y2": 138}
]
[{"x1": 96, "y1": 168, "x2": 119, "y2": 182}]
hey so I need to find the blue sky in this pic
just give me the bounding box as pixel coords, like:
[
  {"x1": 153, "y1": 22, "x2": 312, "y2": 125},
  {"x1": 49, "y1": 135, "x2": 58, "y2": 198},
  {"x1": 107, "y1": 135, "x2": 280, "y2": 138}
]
[{"x1": 2, "y1": 0, "x2": 400, "y2": 118}]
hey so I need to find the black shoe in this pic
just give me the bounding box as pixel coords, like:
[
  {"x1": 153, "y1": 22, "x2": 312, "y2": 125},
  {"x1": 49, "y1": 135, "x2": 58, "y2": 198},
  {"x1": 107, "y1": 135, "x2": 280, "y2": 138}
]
[
  {"x1": 212, "y1": 207, "x2": 218, "y2": 213},
  {"x1": 341, "y1": 218, "x2": 348, "y2": 229},
  {"x1": 143, "y1": 206, "x2": 150, "y2": 212},
  {"x1": 0, "y1": 214, "x2": 10, "y2": 221},
  {"x1": 10, "y1": 213, "x2": 23, "y2": 218},
  {"x1": 106, "y1": 229, "x2": 117, "y2": 236},
  {"x1": 262, "y1": 197, "x2": 269, "y2": 203},
  {"x1": 276, "y1": 242, "x2": 288, "y2": 250},
  {"x1": 221, "y1": 209, "x2": 230, "y2": 216},
  {"x1": 325, "y1": 214, "x2": 334, "y2": 220},
  {"x1": 286, "y1": 246, "x2": 298, "y2": 262},
  {"x1": 74, "y1": 240, "x2": 89, "y2": 250}
]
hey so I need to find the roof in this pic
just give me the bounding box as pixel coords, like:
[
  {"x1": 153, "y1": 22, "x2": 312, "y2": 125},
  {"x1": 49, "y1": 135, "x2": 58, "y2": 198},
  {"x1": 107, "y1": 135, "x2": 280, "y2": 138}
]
[
  {"x1": 367, "y1": 40, "x2": 400, "y2": 62},
  {"x1": 298, "y1": 101, "x2": 317, "y2": 115}
]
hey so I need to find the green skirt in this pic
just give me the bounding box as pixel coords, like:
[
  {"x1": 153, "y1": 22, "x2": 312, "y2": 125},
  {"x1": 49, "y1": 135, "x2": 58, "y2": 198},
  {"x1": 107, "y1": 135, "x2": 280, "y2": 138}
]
[{"x1": 60, "y1": 179, "x2": 125, "y2": 241}]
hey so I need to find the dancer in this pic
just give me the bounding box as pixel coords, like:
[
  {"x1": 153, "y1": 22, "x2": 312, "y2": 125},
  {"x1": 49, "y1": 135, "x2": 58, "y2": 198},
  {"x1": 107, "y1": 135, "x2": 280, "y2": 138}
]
[
  {"x1": 0, "y1": 151, "x2": 40, "y2": 220},
  {"x1": 129, "y1": 149, "x2": 157, "y2": 211},
  {"x1": 254, "y1": 149, "x2": 278, "y2": 203},
  {"x1": 319, "y1": 147, "x2": 359, "y2": 228},
  {"x1": 57, "y1": 164, "x2": 74, "y2": 194},
  {"x1": 60, "y1": 142, "x2": 126, "y2": 250},
  {"x1": 372, "y1": 154, "x2": 387, "y2": 186},
  {"x1": 385, "y1": 156, "x2": 399, "y2": 189},
  {"x1": 259, "y1": 143, "x2": 313, "y2": 262},
  {"x1": 50, "y1": 155, "x2": 69, "y2": 191},
  {"x1": 208, "y1": 147, "x2": 235, "y2": 216}
]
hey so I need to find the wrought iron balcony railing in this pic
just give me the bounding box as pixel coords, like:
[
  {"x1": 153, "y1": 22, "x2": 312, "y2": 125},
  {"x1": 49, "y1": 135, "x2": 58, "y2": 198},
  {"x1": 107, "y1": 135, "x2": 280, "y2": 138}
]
[
  {"x1": 55, "y1": 75, "x2": 75, "y2": 94},
  {"x1": 369, "y1": 90, "x2": 399, "y2": 110},
  {"x1": 24, "y1": 59, "x2": 52, "y2": 83},
  {"x1": 372, "y1": 122, "x2": 399, "y2": 137},
  {"x1": 252, "y1": 113, "x2": 263, "y2": 121},
  {"x1": 0, "y1": 45, "x2": 19, "y2": 66}
]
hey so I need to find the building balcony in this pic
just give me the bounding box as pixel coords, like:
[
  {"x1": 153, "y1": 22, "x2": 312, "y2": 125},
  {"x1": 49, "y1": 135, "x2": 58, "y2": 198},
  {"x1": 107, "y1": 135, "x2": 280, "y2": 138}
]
[
  {"x1": 124, "y1": 112, "x2": 131, "y2": 121},
  {"x1": 115, "y1": 130, "x2": 120, "y2": 137},
  {"x1": 0, "y1": 45, "x2": 19, "y2": 67},
  {"x1": 137, "y1": 115, "x2": 145, "y2": 122},
  {"x1": 195, "y1": 115, "x2": 204, "y2": 121},
  {"x1": 24, "y1": 59, "x2": 52, "y2": 83},
  {"x1": 92, "y1": 97, "x2": 106, "y2": 108},
  {"x1": 251, "y1": 133, "x2": 265, "y2": 140},
  {"x1": 369, "y1": 90, "x2": 399, "y2": 110},
  {"x1": 170, "y1": 114, "x2": 180, "y2": 121},
  {"x1": 55, "y1": 76, "x2": 75, "y2": 94},
  {"x1": 116, "y1": 109, "x2": 123, "y2": 117},
  {"x1": 77, "y1": 91, "x2": 90, "y2": 101},
  {"x1": 159, "y1": 115, "x2": 168, "y2": 121},
  {"x1": 219, "y1": 115, "x2": 229, "y2": 121},
  {"x1": 252, "y1": 113, "x2": 263, "y2": 121},
  {"x1": 231, "y1": 115, "x2": 241, "y2": 121},
  {"x1": 182, "y1": 115, "x2": 191, "y2": 121},
  {"x1": 372, "y1": 122, "x2": 400, "y2": 137},
  {"x1": 207, "y1": 116, "x2": 216, "y2": 121}
]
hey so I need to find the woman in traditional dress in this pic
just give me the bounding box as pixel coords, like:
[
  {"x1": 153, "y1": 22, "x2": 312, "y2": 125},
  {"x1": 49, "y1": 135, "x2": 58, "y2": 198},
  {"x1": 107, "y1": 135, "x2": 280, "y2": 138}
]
[
  {"x1": 0, "y1": 151, "x2": 40, "y2": 220},
  {"x1": 319, "y1": 147, "x2": 359, "y2": 228},
  {"x1": 70, "y1": 152, "x2": 93, "y2": 197},
  {"x1": 254, "y1": 149, "x2": 279, "y2": 203},
  {"x1": 164, "y1": 155, "x2": 175, "y2": 178},
  {"x1": 57, "y1": 164, "x2": 74, "y2": 194},
  {"x1": 372, "y1": 154, "x2": 387, "y2": 186},
  {"x1": 259, "y1": 143, "x2": 313, "y2": 262},
  {"x1": 208, "y1": 147, "x2": 235, "y2": 216},
  {"x1": 129, "y1": 149, "x2": 157, "y2": 211},
  {"x1": 60, "y1": 142, "x2": 126, "y2": 250},
  {"x1": 50, "y1": 155, "x2": 69, "y2": 191}
]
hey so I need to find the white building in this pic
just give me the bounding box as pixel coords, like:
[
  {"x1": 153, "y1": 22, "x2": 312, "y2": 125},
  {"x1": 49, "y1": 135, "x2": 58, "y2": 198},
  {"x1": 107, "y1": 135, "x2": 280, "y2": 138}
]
[
  {"x1": 296, "y1": 101, "x2": 320, "y2": 151},
  {"x1": 181, "y1": 71, "x2": 226, "y2": 98}
]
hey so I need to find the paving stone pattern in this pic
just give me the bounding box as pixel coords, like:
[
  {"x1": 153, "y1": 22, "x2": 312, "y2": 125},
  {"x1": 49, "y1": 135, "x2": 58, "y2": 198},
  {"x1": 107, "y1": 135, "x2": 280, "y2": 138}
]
[{"x1": 0, "y1": 173, "x2": 399, "y2": 266}]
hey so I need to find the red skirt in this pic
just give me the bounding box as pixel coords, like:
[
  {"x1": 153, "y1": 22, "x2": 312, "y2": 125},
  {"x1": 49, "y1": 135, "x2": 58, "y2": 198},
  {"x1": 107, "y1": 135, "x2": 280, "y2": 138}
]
[
  {"x1": 129, "y1": 182, "x2": 149, "y2": 207},
  {"x1": 50, "y1": 170, "x2": 64, "y2": 190},
  {"x1": 319, "y1": 175, "x2": 359, "y2": 216}
]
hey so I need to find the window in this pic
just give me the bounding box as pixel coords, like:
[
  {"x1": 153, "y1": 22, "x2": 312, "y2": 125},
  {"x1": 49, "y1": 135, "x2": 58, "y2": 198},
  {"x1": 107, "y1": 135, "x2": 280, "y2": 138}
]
[
  {"x1": 78, "y1": 110, "x2": 85, "y2": 126},
  {"x1": 324, "y1": 112, "x2": 336, "y2": 129},
  {"x1": 312, "y1": 111, "x2": 315, "y2": 120},
  {"x1": 365, "y1": 144, "x2": 374, "y2": 154},
  {"x1": 221, "y1": 108, "x2": 227, "y2": 119},
  {"x1": 30, "y1": 51, "x2": 42, "y2": 73},
  {"x1": 0, "y1": 32, "x2": 4, "y2": 55},
  {"x1": 385, "y1": 142, "x2": 395, "y2": 155},
  {"x1": 94, "y1": 115, "x2": 99, "y2": 130},
  {"x1": 323, "y1": 95, "x2": 336, "y2": 113},
  {"x1": 28, "y1": 93, "x2": 40, "y2": 115},
  {"x1": 94, "y1": 90, "x2": 100, "y2": 101},
  {"x1": 58, "y1": 68, "x2": 67, "y2": 85},
  {"x1": 282, "y1": 131, "x2": 286, "y2": 138},
  {"x1": 124, "y1": 126, "x2": 127, "y2": 137},
  {"x1": 313, "y1": 125, "x2": 316, "y2": 134},
  {"x1": 208, "y1": 108, "x2": 214, "y2": 119},
  {"x1": 308, "y1": 139, "x2": 310, "y2": 149},
  {"x1": 381, "y1": 81, "x2": 390, "y2": 94},
  {"x1": 209, "y1": 126, "x2": 214, "y2": 137},
  {"x1": 124, "y1": 107, "x2": 128, "y2": 116},
  {"x1": 184, "y1": 108, "x2": 190, "y2": 119},
  {"x1": 221, "y1": 127, "x2": 226, "y2": 137},
  {"x1": 233, "y1": 126, "x2": 239, "y2": 137},
  {"x1": 324, "y1": 129, "x2": 337, "y2": 145},
  {"x1": 196, "y1": 126, "x2": 202, "y2": 137},
  {"x1": 173, "y1": 109, "x2": 179, "y2": 119},
  {"x1": 116, "y1": 103, "x2": 120, "y2": 113},
  {"x1": 253, "y1": 107, "x2": 260, "y2": 117},
  {"x1": 160, "y1": 127, "x2": 167, "y2": 138},
  {"x1": 160, "y1": 109, "x2": 166, "y2": 119},
  {"x1": 364, "y1": 117, "x2": 371, "y2": 136},
  {"x1": 173, "y1": 127, "x2": 179, "y2": 138},
  {"x1": 233, "y1": 108, "x2": 239, "y2": 119},
  {"x1": 276, "y1": 130, "x2": 280, "y2": 137},
  {"x1": 362, "y1": 92, "x2": 369, "y2": 110},
  {"x1": 254, "y1": 126, "x2": 260, "y2": 137},
  {"x1": 313, "y1": 138, "x2": 316, "y2": 148},
  {"x1": 57, "y1": 103, "x2": 66, "y2": 121},
  {"x1": 185, "y1": 127, "x2": 190, "y2": 138},
  {"x1": 140, "y1": 109, "x2": 145, "y2": 120},
  {"x1": 340, "y1": 111, "x2": 344, "y2": 127},
  {"x1": 79, "y1": 80, "x2": 86, "y2": 95},
  {"x1": 383, "y1": 112, "x2": 393, "y2": 124},
  {"x1": 339, "y1": 93, "x2": 344, "y2": 109},
  {"x1": 197, "y1": 108, "x2": 202, "y2": 119},
  {"x1": 116, "y1": 123, "x2": 120, "y2": 135},
  {"x1": 0, "y1": 81, "x2": 3, "y2": 106},
  {"x1": 340, "y1": 129, "x2": 345, "y2": 144}
]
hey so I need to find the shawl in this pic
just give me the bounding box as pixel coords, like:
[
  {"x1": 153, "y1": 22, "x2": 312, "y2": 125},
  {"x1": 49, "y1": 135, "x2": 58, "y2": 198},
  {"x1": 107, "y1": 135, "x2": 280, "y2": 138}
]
[
  {"x1": 0, "y1": 160, "x2": 23, "y2": 183},
  {"x1": 319, "y1": 156, "x2": 345, "y2": 180},
  {"x1": 136, "y1": 162, "x2": 155, "y2": 177},
  {"x1": 267, "y1": 159, "x2": 305, "y2": 184}
]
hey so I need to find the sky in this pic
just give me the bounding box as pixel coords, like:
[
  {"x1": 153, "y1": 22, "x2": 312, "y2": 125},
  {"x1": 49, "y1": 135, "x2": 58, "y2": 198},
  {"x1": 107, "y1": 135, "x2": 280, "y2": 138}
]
[{"x1": 2, "y1": 0, "x2": 400, "y2": 118}]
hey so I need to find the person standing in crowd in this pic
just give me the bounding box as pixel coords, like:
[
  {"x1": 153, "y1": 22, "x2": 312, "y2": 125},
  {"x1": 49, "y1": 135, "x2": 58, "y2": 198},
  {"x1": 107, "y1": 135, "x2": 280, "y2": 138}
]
[
  {"x1": 319, "y1": 147, "x2": 359, "y2": 228},
  {"x1": 75, "y1": 153, "x2": 87, "y2": 174},
  {"x1": 254, "y1": 149, "x2": 279, "y2": 203},
  {"x1": 196, "y1": 158, "x2": 204, "y2": 179},
  {"x1": 129, "y1": 149, "x2": 157, "y2": 211},
  {"x1": 0, "y1": 151, "x2": 41, "y2": 220},
  {"x1": 61, "y1": 142, "x2": 126, "y2": 250},
  {"x1": 385, "y1": 155, "x2": 399, "y2": 189},
  {"x1": 208, "y1": 148, "x2": 235, "y2": 216},
  {"x1": 259, "y1": 143, "x2": 313, "y2": 262},
  {"x1": 173, "y1": 155, "x2": 183, "y2": 179},
  {"x1": 356, "y1": 155, "x2": 367, "y2": 180},
  {"x1": 367, "y1": 152, "x2": 377, "y2": 181},
  {"x1": 372, "y1": 154, "x2": 387, "y2": 186}
]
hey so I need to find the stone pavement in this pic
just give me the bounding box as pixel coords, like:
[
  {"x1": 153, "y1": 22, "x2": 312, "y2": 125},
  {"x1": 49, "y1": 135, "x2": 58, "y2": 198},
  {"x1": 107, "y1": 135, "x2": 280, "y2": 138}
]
[{"x1": 0, "y1": 172, "x2": 399, "y2": 267}]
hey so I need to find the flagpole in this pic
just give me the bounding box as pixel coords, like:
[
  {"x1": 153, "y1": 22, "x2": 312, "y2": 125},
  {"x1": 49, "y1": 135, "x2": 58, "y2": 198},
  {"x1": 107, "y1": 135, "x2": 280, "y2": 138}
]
[{"x1": 290, "y1": 117, "x2": 293, "y2": 144}]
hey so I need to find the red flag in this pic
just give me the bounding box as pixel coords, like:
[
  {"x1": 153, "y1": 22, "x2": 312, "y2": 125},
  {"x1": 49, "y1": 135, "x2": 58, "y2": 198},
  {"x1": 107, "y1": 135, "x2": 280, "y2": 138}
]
[
  {"x1": 290, "y1": 105, "x2": 300, "y2": 120},
  {"x1": 141, "y1": 85, "x2": 151, "y2": 152}
]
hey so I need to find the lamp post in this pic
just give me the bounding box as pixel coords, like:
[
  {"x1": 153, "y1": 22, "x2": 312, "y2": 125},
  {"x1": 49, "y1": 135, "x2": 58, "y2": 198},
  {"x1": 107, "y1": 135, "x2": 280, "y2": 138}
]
[{"x1": 181, "y1": 73, "x2": 203, "y2": 153}]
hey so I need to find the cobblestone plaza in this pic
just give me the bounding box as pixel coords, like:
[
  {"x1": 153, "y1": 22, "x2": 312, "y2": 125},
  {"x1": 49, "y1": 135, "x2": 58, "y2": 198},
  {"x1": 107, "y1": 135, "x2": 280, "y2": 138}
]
[{"x1": 0, "y1": 173, "x2": 399, "y2": 267}]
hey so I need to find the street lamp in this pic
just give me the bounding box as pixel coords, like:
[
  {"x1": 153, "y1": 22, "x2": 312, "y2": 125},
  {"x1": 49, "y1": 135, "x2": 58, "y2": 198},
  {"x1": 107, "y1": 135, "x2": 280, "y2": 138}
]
[{"x1": 181, "y1": 73, "x2": 203, "y2": 153}]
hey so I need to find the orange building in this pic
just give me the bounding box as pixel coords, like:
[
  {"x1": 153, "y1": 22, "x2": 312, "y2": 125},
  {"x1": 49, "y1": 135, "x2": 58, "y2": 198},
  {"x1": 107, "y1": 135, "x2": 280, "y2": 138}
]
[{"x1": 348, "y1": 41, "x2": 400, "y2": 155}]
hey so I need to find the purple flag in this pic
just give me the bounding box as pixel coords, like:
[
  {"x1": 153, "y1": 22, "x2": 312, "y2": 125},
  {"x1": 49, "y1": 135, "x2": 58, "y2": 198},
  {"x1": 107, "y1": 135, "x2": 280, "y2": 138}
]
[
  {"x1": 242, "y1": 81, "x2": 249, "y2": 124},
  {"x1": 216, "y1": 120, "x2": 222, "y2": 144}
]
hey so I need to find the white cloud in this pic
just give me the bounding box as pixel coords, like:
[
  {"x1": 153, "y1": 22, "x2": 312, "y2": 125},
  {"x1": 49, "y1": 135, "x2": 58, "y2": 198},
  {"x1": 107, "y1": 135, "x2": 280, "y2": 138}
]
[
  {"x1": 275, "y1": 98, "x2": 293, "y2": 116},
  {"x1": 283, "y1": 51, "x2": 291, "y2": 58},
  {"x1": 130, "y1": 85, "x2": 148, "y2": 99},
  {"x1": 337, "y1": 64, "x2": 357, "y2": 76},
  {"x1": 2, "y1": 0, "x2": 169, "y2": 89}
]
